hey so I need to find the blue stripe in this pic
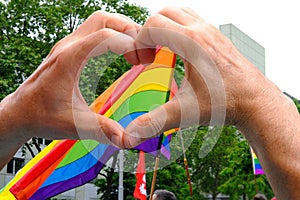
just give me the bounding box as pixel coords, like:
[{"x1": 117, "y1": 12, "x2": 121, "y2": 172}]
[
  {"x1": 255, "y1": 163, "x2": 263, "y2": 170},
  {"x1": 118, "y1": 112, "x2": 146, "y2": 128},
  {"x1": 40, "y1": 144, "x2": 109, "y2": 187}
]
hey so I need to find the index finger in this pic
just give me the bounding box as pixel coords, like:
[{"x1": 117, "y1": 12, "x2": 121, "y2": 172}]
[
  {"x1": 74, "y1": 11, "x2": 140, "y2": 39},
  {"x1": 158, "y1": 7, "x2": 204, "y2": 26}
]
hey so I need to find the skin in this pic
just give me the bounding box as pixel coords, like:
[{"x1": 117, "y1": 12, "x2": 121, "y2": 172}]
[
  {"x1": 0, "y1": 11, "x2": 151, "y2": 170},
  {"x1": 123, "y1": 7, "x2": 300, "y2": 199},
  {"x1": 1, "y1": 6, "x2": 299, "y2": 199}
]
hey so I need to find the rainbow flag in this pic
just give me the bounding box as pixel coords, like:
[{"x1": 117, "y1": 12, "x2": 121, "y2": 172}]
[
  {"x1": 250, "y1": 147, "x2": 264, "y2": 175},
  {"x1": 0, "y1": 47, "x2": 177, "y2": 199}
]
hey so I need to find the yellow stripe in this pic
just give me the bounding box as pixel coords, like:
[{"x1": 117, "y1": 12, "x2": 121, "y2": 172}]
[
  {"x1": 0, "y1": 141, "x2": 61, "y2": 197},
  {"x1": 105, "y1": 67, "x2": 172, "y2": 118},
  {"x1": 251, "y1": 148, "x2": 258, "y2": 159}
]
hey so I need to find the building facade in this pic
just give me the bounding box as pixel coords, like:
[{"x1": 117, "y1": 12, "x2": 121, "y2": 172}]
[{"x1": 220, "y1": 23, "x2": 265, "y2": 75}]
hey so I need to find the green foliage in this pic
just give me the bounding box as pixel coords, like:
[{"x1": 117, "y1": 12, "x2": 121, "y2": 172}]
[
  {"x1": 293, "y1": 99, "x2": 300, "y2": 113},
  {"x1": 146, "y1": 161, "x2": 192, "y2": 200},
  {"x1": 101, "y1": 0, "x2": 149, "y2": 25},
  {"x1": 79, "y1": 52, "x2": 133, "y2": 104},
  {"x1": 174, "y1": 56, "x2": 185, "y2": 87},
  {"x1": 95, "y1": 167, "x2": 136, "y2": 200},
  {"x1": 186, "y1": 126, "x2": 274, "y2": 199},
  {"x1": 0, "y1": 0, "x2": 149, "y2": 101},
  {"x1": 187, "y1": 126, "x2": 234, "y2": 199},
  {"x1": 218, "y1": 135, "x2": 273, "y2": 199}
]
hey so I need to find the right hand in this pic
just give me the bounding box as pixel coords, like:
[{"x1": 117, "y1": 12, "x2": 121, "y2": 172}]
[{"x1": 123, "y1": 7, "x2": 281, "y2": 147}]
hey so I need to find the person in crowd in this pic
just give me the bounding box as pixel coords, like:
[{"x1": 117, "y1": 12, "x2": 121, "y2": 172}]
[
  {"x1": 253, "y1": 193, "x2": 267, "y2": 200},
  {"x1": 152, "y1": 189, "x2": 176, "y2": 200}
]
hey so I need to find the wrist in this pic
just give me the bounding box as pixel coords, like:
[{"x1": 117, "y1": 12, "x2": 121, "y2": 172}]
[
  {"x1": 0, "y1": 93, "x2": 30, "y2": 143},
  {"x1": 236, "y1": 80, "x2": 283, "y2": 132},
  {"x1": 235, "y1": 79, "x2": 298, "y2": 145}
]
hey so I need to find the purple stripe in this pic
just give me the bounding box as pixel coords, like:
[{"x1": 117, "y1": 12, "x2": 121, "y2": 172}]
[
  {"x1": 134, "y1": 137, "x2": 160, "y2": 157},
  {"x1": 29, "y1": 146, "x2": 118, "y2": 200},
  {"x1": 160, "y1": 146, "x2": 171, "y2": 160},
  {"x1": 254, "y1": 169, "x2": 264, "y2": 175}
]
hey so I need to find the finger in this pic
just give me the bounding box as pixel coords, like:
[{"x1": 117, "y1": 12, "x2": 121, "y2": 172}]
[
  {"x1": 78, "y1": 113, "x2": 125, "y2": 146},
  {"x1": 122, "y1": 99, "x2": 181, "y2": 148},
  {"x1": 135, "y1": 15, "x2": 183, "y2": 60},
  {"x1": 74, "y1": 11, "x2": 140, "y2": 39},
  {"x1": 81, "y1": 29, "x2": 138, "y2": 60},
  {"x1": 181, "y1": 7, "x2": 204, "y2": 21},
  {"x1": 96, "y1": 114, "x2": 126, "y2": 147},
  {"x1": 56, "y1": 28, "x2": 139, "y2": 74},
  {"x1": 158, "y1": 7, "x2": 202, "y2": 26},
  {"x1": 122, "y1": 93, "x2": 200, "y2": 148},
  {"x1": 136, "y1": 24, "x2": 195, "y2": 63}
]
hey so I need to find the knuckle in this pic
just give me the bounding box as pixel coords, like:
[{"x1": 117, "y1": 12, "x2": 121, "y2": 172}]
[
  {"x1": 91, "y1": 10, "x2": 107, "y2": 19},
  {"x1": 158, "y1": 6, "x2": 176, "y2": 15}
]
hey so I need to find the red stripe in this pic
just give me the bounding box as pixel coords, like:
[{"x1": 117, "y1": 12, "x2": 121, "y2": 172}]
[
  {"x1": 10, "y1": 140, "x2": 77, "y2": 198},
  {"x1": 98, "y1": 64, "x2": 145, "y2": 115}
]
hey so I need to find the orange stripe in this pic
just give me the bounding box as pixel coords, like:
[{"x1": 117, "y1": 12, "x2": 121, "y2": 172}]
[
  {"x1": 10, "y1": 140, "x2": 76, "y2": 199},
  {"x1": 89, "y1": 71, "x2": 129, "y2": 113}
]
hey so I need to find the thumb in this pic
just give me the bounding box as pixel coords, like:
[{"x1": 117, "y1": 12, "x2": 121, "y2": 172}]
[
  {"x1": 123, "y1": 96, "x2": 199, "y2": 148},
  {"x1": 78, "y1": 113, "x2": 125, "y2": 147}
]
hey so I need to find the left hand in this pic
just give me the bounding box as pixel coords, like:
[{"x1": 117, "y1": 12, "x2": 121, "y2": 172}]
[{"x1": 1, "y1": 11, "x2": 146, "y2": 146}]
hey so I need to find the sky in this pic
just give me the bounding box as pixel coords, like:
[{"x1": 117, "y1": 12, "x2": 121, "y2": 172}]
[{"x1": 129, "y1": 0, "x2": 300, "y2": 99}]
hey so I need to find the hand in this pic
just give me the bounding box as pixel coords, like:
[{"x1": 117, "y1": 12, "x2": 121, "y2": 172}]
[
  {"x1": 0, "y1": 11, "x2": 145, "y2": 146},
  {"x1": 124, "y1": 7, "x2": 281, "y2": 146},
  {"x1": 123, "y1": 7, "x2": 300, "y2": 199}
]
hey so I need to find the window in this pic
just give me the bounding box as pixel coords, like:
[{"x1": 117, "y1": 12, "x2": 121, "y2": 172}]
[
  {"x1": 7, "y1": 157, "x2": 25, "y2": 174},
  {"x1": 37, "y1": 138, "x2": 52, "y2": 145}
]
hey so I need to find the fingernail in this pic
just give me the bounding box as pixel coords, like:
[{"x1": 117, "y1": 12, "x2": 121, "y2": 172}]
[{"x1": 126, "y1": 132, "x2": 142, "y2": 149}]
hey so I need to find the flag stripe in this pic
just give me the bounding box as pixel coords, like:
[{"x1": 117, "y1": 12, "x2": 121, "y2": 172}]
[
  {"x1": 250, "y1": 147, "x2": 264, "y2": 175},
  {"x1": 111, "y1": 90, "x2": 169, "y2": 122},
  {"x1": 29, "y1": 145, "x2": 118, "y2": 200},
  {"x1": 57, "y1": 140, "x2": 100, "y2": 168},
  {"x1": 98, "y1": 64, "x2": 146, "y2": 115},
  {"x1": 10, "y1": 140, "x2": 76, "y2": 198},
  {"x1": 104, "y1": 67, "x2": 173, "y2": 118},
  {"x1": 39, "y1": 144, "x2": 111, "y2": 187},
  {"x1": 2, "y1": 47, "x2": 176, "y2": 199}
]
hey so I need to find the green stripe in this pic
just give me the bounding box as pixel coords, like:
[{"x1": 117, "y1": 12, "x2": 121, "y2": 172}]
[
  {"x1": 111, "y1": 90, "x2": 168, "y2": 121},
  {"x1": 254, "y1": 158, "x2": 261, "y2": 164},
  {"x1": 57, "y1": 140, "x2": 99, "y2": 168}
]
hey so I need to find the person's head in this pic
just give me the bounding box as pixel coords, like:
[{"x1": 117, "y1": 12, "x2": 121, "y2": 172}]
[
  {"x1": 253, "y1": 193, "x2": 267, "y2": 200},
  {"x1": 152, "y1": 189, "x2": 176, "y2": 200}
]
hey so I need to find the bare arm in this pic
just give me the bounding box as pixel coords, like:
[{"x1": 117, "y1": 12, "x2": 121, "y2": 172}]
[
  {"x1": 238, "y1": 87, "x2": 300, "y2": 199},
  {"x1": 123, "y1": 7, "x2": 300, "y2": 199},
  {"x1": 0, "y1": 11, "x2": 147, "y2": 169}
]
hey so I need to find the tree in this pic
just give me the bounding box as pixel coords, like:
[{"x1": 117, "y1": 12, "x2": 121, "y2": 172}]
[
  {"x1": 185, "y1": 126, "x2": 274, "y2": 200},
  {"x1": 145, "y1": 159, "x2": 192, "y2": 200},
  {"x1": 0, "y1": 0, "x2": 149, "y2": 101},
  {"x1": 186, "y1": 126, "x2": 235, "y2": 199},
  {"x1": 218, "y1": 135, "x2": 273, "y2": 200}
]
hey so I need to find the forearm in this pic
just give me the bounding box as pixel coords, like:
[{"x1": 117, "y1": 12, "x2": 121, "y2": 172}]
[
  {"x1": 0, "y1": 95, "x2": 28, "y2": 169},
  {"x1": 238, "y1": 87, "x2": 300, "y2": 199}
]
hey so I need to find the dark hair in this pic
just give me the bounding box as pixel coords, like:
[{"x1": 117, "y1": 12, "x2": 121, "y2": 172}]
[
  {"x1": 253, "y1": 193, "x2": 267, "y2": 200},
  {"x1": 153, "y1": 190, "x2": 176, "y2": 200}
]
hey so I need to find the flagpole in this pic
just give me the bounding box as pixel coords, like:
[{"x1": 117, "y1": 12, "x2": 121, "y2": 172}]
[
  {"x1": 118, "y1": 150, "x2": 124, "y2": 200},
  {"x1": 179, "y1": 131, "x2": 193, "y2": 196},
  {"x1": 149, "y1": 134, "x2": 164, "y2": 200},
  {"x1": 149, "y1": 156, "x2": 159, "y2": 200}
]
